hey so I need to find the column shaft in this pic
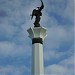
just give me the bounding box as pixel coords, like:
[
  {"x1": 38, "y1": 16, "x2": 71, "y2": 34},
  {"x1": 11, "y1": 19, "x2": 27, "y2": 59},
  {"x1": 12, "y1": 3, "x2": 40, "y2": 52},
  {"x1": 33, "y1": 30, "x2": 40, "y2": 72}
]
[{"x1": 32, "y1": 43, "x2": 44, "y2": 75}]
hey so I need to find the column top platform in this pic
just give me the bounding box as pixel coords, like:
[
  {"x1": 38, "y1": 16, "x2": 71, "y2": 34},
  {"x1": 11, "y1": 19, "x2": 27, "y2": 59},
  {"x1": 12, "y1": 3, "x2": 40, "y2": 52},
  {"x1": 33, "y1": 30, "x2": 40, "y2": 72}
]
[{"x1": 27, "y1": 27, "x2": 47, "y2": 40}]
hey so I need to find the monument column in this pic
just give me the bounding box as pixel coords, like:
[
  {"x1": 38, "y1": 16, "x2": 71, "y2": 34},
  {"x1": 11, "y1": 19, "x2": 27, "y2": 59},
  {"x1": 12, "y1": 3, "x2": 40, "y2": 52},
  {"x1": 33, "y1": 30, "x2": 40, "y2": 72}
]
[
  {"x1": 27, "y1": 0, "x2": 46, "y2": 74},
  {"x1": 27, "y1": 27, "x2": 46, "y2": 75}
]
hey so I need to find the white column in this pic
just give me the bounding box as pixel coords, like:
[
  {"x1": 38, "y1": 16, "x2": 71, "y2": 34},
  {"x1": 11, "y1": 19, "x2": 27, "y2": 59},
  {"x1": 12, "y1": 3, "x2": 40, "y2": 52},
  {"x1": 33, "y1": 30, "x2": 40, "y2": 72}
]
[
  {"x1": 27, "y1": 27, "x2": 46, "y2": 75},
  {"x1": 32, "y1": 43, "x2": 44, "y2": 75}
]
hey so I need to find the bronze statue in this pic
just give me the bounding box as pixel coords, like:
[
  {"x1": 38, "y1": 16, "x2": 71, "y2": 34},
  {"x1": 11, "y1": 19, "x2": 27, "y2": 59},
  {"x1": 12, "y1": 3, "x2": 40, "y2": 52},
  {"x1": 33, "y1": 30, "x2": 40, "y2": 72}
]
[{"x1": 31, "y1": 0, "x2": 44, "y2": 27}]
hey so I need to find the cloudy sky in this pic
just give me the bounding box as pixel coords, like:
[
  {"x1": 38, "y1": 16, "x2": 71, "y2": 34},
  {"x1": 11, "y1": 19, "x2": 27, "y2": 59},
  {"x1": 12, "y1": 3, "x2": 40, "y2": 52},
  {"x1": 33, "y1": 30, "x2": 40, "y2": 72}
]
[{"x1": 0, "y1": 0, "x2": 74, "y2": 75}]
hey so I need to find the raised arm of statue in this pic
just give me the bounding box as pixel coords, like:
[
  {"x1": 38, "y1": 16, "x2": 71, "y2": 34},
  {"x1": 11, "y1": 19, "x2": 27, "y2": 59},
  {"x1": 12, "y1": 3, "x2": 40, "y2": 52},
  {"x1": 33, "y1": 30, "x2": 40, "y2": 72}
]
[{"x1": 39, "y1": 0, "x2": 44, "y2": 11}]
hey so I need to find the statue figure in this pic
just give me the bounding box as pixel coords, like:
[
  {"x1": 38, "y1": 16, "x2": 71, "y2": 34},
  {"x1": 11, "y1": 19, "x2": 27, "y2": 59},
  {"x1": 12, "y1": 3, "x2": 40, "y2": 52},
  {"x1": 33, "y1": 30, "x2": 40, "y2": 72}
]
[{"x1": 31, "y1": 0, "x2": 44, "y2": 27}]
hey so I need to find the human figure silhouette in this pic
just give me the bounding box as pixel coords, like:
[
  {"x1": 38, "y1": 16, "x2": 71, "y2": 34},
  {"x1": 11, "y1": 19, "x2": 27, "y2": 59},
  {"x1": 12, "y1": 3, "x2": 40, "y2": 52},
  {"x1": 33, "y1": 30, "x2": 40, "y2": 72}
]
[{"x1": 31, "y1": 0, "x2": 44, "y2": 27}]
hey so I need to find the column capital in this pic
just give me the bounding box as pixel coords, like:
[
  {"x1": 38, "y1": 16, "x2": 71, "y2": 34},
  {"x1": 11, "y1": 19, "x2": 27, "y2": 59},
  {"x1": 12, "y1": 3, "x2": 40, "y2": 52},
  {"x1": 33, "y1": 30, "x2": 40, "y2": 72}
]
[{"x1": 27, "y1": 27, "x2": 47, "y2": 40}]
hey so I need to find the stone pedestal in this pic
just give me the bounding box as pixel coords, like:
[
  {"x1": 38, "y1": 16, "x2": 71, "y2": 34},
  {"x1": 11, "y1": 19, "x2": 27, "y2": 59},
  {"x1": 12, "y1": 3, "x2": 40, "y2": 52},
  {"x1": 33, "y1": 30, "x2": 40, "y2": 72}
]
[{"x1": 27, "y1": 27, "x2": 46, "y2": 75}]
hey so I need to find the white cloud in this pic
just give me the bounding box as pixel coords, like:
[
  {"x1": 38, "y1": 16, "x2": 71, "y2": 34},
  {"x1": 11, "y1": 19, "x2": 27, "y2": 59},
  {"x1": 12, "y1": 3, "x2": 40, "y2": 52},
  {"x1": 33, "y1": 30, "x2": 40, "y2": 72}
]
[
  {"x1": 44, "y1": 25, "x2": 73, "y2": 51},
  {"x1": 0, "y1": 65, "x2": 30, "y2": 75},
  {"x1": 63, "y1": 0, "x2": 74, "y2": 22},
  {"x1": 43, "y1": 14, "x2": 74, "y2": 62},
  {"x1": 45, "y1": 64, "x2": 68, "y2": 74},
  {"x1": 45, "y1": 55, "x2": 74, "y2": 75},
  {"x1": 43, "y1": 0, "x2": 74, "y2": 26},
  {"x1": 44, "y1": 42, "x2": 73, "y2": 62},
  {"x1": 0, "y1": 22, "x2": 16, "y2": 36},
  {"x1": 0, "y1": 41, "x2": 14, "y2": 56},
  {"x1": 59, "y1": 55, "x2": 74, "y2": 68},
  {"x1": 0, "y1": 41, "x2": 31, "y2": 58}
]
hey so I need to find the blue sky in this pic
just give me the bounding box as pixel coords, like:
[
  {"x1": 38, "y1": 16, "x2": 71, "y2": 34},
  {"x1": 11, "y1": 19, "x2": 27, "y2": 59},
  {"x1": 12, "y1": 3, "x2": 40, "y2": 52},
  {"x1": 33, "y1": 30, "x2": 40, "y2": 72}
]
[{"x1": 0, "y1": 0, "x2": 74, "y2": 75}]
